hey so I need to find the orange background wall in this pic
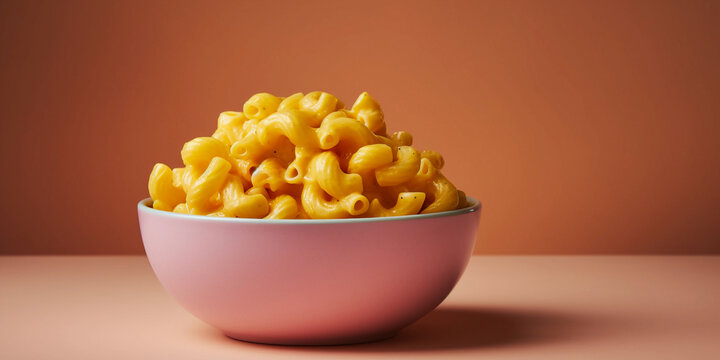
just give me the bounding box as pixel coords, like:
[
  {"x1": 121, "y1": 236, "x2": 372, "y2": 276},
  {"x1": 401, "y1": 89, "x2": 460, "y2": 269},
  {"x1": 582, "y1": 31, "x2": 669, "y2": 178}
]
[{"x1": 1, "y1": 0, "x2": 718, "y2": 254}]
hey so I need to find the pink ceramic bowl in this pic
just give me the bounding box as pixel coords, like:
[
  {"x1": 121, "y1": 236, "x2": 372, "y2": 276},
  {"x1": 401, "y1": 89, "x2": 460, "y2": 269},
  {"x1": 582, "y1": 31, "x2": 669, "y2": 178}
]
[{"x1": 137, "y1": 197, "x2": 481, "y2": 345}]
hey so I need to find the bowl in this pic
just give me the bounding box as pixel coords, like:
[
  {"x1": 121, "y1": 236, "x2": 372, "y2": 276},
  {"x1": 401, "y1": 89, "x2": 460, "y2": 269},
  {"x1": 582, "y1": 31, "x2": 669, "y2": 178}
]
[{"x1": 137, "y1": 197, "x2": 481, "y2": 345}]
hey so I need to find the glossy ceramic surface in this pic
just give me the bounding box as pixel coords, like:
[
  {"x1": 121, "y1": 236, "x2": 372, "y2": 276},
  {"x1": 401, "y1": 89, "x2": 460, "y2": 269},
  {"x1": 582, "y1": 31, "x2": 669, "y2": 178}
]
[{"x1": 138, "y1": 198, "x2": 481, "y2": 345}]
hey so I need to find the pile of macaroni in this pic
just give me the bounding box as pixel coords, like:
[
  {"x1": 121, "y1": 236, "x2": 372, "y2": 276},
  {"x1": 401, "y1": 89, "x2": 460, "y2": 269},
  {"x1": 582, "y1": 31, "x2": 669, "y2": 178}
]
[{"x1": 148, "y1": 91, "x2": 467, "y2": 219}]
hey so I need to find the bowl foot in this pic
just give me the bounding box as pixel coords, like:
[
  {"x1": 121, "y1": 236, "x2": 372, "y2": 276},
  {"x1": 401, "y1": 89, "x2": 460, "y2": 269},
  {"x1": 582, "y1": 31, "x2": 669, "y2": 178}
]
[{"x1": 223, "y1": 331, "x2": 399, "y2": 346}]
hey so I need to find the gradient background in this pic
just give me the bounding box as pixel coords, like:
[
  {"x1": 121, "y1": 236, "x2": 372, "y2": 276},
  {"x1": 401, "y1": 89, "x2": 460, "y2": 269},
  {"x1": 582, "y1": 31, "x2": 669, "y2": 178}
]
[{"x1": 1, "y1": 0, "x2": 718, "y2": 255}]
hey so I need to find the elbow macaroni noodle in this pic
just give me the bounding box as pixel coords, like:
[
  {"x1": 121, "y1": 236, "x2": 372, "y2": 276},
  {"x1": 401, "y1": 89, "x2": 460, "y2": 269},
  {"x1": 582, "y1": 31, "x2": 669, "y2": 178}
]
[{"x1": 148, "y1": 91, "x2": 470, "y2": 219}]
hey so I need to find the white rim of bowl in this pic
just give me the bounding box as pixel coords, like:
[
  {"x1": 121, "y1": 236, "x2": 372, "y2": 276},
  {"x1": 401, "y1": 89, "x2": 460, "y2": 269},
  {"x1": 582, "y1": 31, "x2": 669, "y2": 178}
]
[{"x1": 138, "y1": 196, "x2": 480, "y2": 224}]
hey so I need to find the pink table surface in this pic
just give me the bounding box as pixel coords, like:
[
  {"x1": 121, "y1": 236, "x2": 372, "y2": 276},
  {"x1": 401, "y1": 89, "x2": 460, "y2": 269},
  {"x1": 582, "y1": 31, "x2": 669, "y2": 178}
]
[{"x1": 1, "y1": 255, "x2": 718, "y2": 359}]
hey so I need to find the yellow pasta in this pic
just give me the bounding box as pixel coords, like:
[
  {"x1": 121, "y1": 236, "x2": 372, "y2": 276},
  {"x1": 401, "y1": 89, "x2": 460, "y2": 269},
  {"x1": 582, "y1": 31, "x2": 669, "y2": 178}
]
[
  {"x1": 457, "y1": 190, "x2": 470, "y2": 209},
  {"x1": 284, "y1": 147, "x2": 317, "y2": 184},
  {"x1": 324, "y1": 109, "x2": 353, "y2": 122},
  {"x1": 413, "y1": 157, "x2": 437, "y2": 184},
  {"x1": 347, "y1": 144, "x2": 393, "y2": 174},
  {"x1": 212, "y1": 111, "x2": 247, "y2": 146},
  {"x1": 307, "y1": 151, "x2": 363, "y2": 199},
  {"x1": 265, "y1": 195, "x2": 299, "y2": 219},
  {"x1": 179, "y1": 166, "x2": 202, "y2": 193},
  {"x1": 421, "y1": 174, "x2": 460, "y2": 214},
  {"x1": 243, "y1": 93, "x2": 282, "y2": 120},
  {"x1": 421, "y1": 149, "x2": 444, "y2": 169},
  {"x1": 392, "y1": 131, "x2": 413, "y2": 146},
  {"x1": 367, "y1": 192, "x2": 426, "y2": 217},
  {"x1": 172, "y1": 203, "x2": 189, "y2": 214},
  {"x1": 317, "y1": 116, "x2": 378, "y2": 151},
  {"x1": 148, "y1": 91, "x2": 469, "y2": 219},
  {"x1": 277, "y1": 93, "x2": 304, "y2": 112},
  {"x1": 256, "y1": 110, "x2": 320, "y2": 149},
  {"x1": 351, "y1": 92, "x2": 385, "y2": 134},
  {"x1": 298, "y1": 91, "x2": 340, "y2": 126},
  {"x1": 152, "y1": 200, "x2": 172, "y2": 212},
  {"x1": 240, "y1": 118, "x2": 259, "y2": 138},
  {"x1": 186, "y1": 156, "x2": 232, "y2": 214},
  {"x1": 301, "y1": 182, "x2": 369, "y2": 219},
  {"x1": 148, "y1": 163, "x2": 185, "y2": 209},
  {"x1": 220, "y1": 175, "x2": 269, "y2": 218},
  {"x1": 375, "y1": 146, "x2": 421, "y2": 186},
  {"x1": 230, "y1": 133, "x2": 268, "y2": 162},
  {"x1": 233, "y1": 158, "x2": 259, "y2": 184},
  {"x1": 245, "y1": 185, "x2": 270, "y2": 199},
  {"x1": 181, "y1": 137, "x2": 230, "y2": 169},
  {"x1": 251, "y1": 158, "x2": 286, "y2": 192}
]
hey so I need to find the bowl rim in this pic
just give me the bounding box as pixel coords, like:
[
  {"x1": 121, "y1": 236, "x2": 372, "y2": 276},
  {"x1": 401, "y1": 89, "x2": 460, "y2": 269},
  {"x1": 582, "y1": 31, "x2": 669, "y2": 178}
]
[{"x1": 138, "y1": 196, "x2": 480, "y2": 224}]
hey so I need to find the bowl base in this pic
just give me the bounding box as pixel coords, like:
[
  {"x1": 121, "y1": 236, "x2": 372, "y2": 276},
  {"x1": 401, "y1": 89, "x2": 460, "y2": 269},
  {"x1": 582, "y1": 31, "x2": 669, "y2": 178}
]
[{"x1": 223, "y1": 331, "x2": 399, "y2": 346}]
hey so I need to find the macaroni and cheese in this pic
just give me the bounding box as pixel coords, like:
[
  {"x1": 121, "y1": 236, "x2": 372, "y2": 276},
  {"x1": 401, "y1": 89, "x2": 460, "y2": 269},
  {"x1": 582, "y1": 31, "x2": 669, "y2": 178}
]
[{"x1": 148, "y1": 91, "x2": 468, "y2": 219}]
